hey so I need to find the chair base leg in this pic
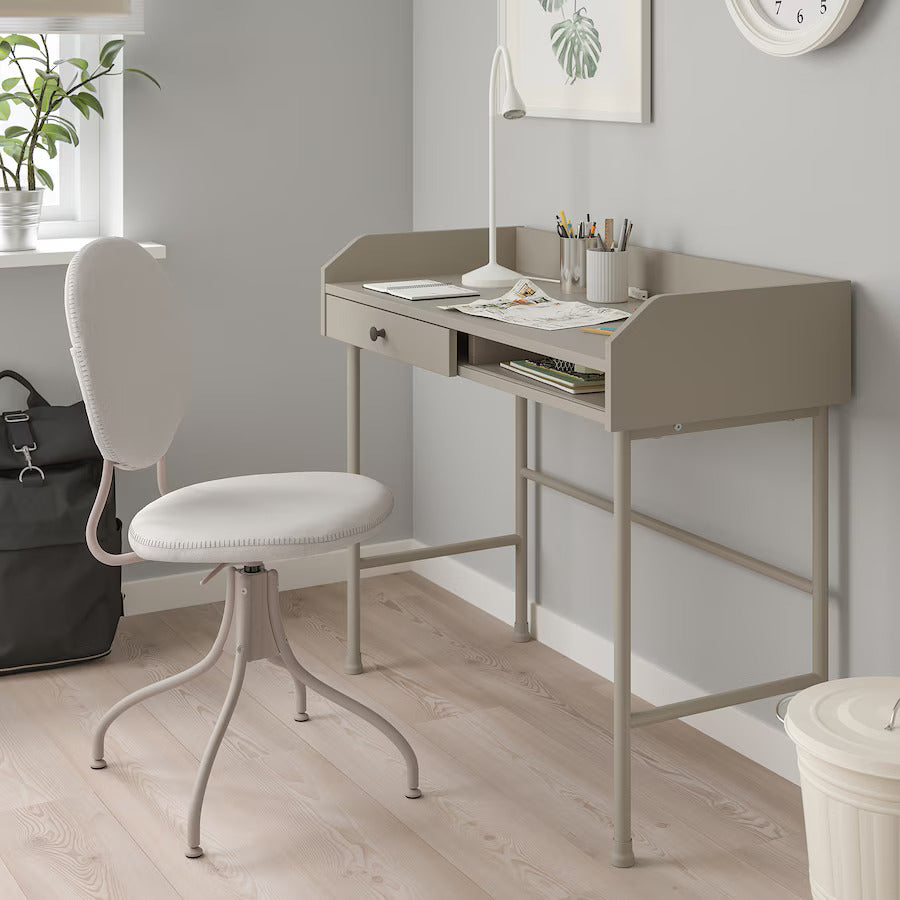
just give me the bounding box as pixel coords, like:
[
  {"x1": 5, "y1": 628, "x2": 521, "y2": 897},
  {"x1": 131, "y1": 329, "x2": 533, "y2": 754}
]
[
  {"x1": 91, "y1": 563, "x2": 423, "y2": 860},
  {"x1": 89, "y1": 568, "x2": 236, "y2": 771}
]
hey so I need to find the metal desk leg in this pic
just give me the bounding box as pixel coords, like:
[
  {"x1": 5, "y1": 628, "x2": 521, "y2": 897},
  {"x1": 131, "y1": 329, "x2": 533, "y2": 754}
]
[
  {"x1": 513, "y1": 396, "x2": 532, "y2": 642},
  {"x1": 812, "y1": 407, "x2": 829, "y2": 680},
  {"x1": 612, "y1": 429, "x2": 635, "y2": 868},
  {"x1": 345, "y1": 345, "x2": 363, "y2": 675}
]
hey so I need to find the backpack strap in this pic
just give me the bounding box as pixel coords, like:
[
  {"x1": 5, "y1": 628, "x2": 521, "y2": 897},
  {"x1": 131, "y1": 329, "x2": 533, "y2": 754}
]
[{"x1": 0, "y1": 370, "x2": 50, "y2": 408}]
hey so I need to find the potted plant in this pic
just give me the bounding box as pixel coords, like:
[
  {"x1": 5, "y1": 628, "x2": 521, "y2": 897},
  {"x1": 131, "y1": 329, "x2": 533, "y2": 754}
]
[{"x1": 0, "y1": 34, "x2": 158, "y2": 251}]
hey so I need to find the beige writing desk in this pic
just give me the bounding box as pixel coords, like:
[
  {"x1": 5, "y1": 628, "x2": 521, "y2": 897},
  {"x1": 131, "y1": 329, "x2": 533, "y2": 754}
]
[{"x1": 321, "y1": 226, "x2": 851, "y2": 868}]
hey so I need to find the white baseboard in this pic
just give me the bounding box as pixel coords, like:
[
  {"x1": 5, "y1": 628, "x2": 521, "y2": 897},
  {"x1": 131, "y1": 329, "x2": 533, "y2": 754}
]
[
  {"x1": 122, "y1": 539, "x2": 417, "y2": 617},
  {"x1": 409, "y1": 544, "x2": 801, "y2": 785}
]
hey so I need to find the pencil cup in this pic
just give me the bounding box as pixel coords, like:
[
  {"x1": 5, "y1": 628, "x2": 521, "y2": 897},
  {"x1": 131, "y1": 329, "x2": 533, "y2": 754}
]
[
  {"x1": 587, "y1": 249, "x2": 629, "y2": 304},
  {"x1": 560, "y1": 237, "x2": 599, "y2": 294}
]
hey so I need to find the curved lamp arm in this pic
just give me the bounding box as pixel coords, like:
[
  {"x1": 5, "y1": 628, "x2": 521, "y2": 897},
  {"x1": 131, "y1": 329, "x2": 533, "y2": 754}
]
[{"x1": 87, "y1": 458, "x2": 142, "y2": 567}]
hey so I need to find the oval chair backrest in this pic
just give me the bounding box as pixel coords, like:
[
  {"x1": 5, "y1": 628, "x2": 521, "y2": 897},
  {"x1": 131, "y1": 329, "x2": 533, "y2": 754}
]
[{"x1": 64, "y1": 238, "x2": 188, "y2": 471}]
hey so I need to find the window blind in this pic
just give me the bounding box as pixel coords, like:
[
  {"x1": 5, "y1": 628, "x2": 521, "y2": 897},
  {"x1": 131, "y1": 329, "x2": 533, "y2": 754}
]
[{"x1": 0, "y1": 0, "x2": 142, "y2": 33}]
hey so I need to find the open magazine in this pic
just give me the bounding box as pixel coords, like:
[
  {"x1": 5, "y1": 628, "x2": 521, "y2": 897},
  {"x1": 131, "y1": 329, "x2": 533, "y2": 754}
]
[{"x1": 439, "y1": 279, "x2": 630, "y2": 331}]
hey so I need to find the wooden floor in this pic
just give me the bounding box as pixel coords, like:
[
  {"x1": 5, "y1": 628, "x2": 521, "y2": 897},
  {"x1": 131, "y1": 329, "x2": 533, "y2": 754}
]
[{"x1": 0, "y1": 572, "x2": 811, "y2": 899}]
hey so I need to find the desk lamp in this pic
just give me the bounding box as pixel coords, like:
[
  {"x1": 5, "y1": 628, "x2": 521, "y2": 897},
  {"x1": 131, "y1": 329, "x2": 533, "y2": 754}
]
[{"x1": 462, "y1": 45, "x2": 527, "y2": 289}]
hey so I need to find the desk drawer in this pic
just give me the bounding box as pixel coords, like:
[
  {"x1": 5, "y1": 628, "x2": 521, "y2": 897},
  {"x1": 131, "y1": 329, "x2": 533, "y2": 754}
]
[{"x1": 325, "y1": 295, "x2": 457, "y2": 377}]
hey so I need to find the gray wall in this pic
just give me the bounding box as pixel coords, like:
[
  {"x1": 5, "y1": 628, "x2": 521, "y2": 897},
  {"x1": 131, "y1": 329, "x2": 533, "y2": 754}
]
[
  {"x1": 412, "y1": 0, "x2": 897, "y2": 721},
  {"x1": 0, "y1": 0, "x2": 414, "y2": 583}
]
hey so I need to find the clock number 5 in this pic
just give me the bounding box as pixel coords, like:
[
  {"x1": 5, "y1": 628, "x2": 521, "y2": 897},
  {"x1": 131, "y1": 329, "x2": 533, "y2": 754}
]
[{"x1": 820, "y1": 0, "x2": 827, "y2": 11}]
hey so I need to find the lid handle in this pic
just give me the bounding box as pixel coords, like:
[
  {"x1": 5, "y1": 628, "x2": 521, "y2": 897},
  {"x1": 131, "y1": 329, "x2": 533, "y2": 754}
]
[
  {"x1": 775, "y1": 695, "x2": 792, "y2": 725},
  {"x1": 886, "y1": 697, "x2": 900, "y2": 731}
]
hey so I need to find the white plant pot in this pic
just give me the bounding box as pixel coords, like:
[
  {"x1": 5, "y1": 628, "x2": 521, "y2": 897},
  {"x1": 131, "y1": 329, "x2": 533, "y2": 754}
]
[{"x1": 0, "y1": 189, "x2": 43, "y2": 251}]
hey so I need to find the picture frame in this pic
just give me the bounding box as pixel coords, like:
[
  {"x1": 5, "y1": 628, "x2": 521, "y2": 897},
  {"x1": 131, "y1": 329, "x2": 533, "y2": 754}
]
[{"x1": 499, "y1": 0, "x2": 651, "y2": 124}]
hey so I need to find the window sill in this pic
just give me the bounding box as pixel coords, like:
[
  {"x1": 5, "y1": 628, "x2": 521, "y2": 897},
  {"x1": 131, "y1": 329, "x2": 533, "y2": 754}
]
[{"x1": 0, "y1": 237, "x2": 166, "y2": 270}]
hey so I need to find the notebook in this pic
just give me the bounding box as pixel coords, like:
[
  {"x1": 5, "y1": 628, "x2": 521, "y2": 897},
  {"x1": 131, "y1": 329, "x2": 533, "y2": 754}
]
[{"x1": 363, "y1": 280, "x2": 480, "y2": 301}]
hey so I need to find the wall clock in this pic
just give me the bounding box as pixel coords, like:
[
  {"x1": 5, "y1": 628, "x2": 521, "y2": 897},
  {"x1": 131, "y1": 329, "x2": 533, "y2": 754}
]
[{"x1": 725, "y1": 0, "x2": 865, "y2": 56}]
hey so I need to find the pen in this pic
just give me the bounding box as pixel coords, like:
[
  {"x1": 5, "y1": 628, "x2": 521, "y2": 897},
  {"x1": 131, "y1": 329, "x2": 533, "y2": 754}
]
[
  {"x1": 618, "y1": 218, "x2": 629, "y2": 253},
  {"x1": 623, "y1": 221, "x2": 633, "y2": 251}
]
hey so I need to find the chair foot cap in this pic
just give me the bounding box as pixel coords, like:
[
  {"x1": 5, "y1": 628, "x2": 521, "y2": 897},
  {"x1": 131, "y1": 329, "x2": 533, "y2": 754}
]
[
  {"x1": 90, "y1": 759, "x2": 107, "y2": 770},
  {"x1": 294, "y1": 713, "x2": 310, "y2": 723},
  {"x1": 185, "y1": 847, "x2": 204, "y2": 859},
  {"x1": 405, "y1": 787, "x2": 423, "y2": 799}
]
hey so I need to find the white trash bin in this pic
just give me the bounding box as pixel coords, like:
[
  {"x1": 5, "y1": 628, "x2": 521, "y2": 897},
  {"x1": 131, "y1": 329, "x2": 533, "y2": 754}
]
[{"x1": 783, "y1": 677, "x2": 900, "y2": 900}]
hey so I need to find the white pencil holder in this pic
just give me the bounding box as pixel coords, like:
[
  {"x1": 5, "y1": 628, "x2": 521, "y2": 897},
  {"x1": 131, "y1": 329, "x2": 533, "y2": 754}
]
[{"x1": 587, "y1": 249, "x2": 629, "y2": 304}]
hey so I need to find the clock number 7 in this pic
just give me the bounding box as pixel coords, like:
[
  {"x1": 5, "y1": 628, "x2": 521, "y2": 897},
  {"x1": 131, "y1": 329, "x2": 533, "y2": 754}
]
[{"x1": 775, "y1": 0, "x2": 781, "y2": 12}]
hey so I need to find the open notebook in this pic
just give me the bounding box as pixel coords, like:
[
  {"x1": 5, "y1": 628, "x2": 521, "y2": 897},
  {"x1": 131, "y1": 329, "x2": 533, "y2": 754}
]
[{"x1": 363, "y1": 280, "x2": 479, "y2": 301}]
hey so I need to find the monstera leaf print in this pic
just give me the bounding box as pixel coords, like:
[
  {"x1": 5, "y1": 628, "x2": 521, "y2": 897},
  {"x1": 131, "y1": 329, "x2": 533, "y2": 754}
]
[
  {"x1": 550, "y1": 6, "x2": 601, "y2": 83},
  {"x1": 538, "y1": 0, "x2": 566, "y2": 10}
]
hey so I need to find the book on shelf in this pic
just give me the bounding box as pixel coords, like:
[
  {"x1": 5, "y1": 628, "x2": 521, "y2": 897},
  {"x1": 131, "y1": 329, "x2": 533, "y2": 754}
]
[{"x1": 500, "y1": 359, "x2": 605, "y2": 394}]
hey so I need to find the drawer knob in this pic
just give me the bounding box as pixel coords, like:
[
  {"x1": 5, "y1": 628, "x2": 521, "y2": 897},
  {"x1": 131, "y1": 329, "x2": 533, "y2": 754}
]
[{"x1": 369, "y1": 326, "x2": 386, "y2": 342}]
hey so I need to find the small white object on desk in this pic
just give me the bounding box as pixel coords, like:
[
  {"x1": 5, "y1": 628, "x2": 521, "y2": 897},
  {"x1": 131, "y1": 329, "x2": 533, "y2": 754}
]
[
  {"x1": 587, "y1": 248, "x2": 629, "y2": 304},
  {"x1": 363, "y1": 280, "x2": 479, "y2": 301}
]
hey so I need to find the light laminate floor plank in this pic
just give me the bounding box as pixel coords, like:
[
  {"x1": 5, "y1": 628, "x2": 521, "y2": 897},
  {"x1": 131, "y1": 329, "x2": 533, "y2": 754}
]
[{"x1": 0, "y1": 572, "x2": 811, "y2": 899}]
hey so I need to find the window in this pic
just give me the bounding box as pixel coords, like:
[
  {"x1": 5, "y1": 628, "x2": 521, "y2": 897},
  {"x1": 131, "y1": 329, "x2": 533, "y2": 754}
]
[{"x1": 6, "y1": 33, "x2": 110, "y2": 239}]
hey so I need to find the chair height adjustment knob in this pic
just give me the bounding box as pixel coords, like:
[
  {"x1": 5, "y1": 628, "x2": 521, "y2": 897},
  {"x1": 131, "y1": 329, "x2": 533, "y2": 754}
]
[{"x1": 369, "y1": 326, "x2": 386, "y2": 342}]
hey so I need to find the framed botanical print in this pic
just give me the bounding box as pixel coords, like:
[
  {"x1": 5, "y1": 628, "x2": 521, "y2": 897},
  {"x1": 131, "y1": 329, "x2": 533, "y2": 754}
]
[{"x1": 499, "y1": 0, "x2": 651, "y2": 123}]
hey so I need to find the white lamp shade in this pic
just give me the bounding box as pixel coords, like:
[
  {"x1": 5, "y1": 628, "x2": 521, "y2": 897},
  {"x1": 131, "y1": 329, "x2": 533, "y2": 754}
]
[
  {"x1": 0, "y1": 0, "x2": 143, "y2": 32},
  {"x1": 502, "y1": 83, "x2": 526, "y2": 119}
]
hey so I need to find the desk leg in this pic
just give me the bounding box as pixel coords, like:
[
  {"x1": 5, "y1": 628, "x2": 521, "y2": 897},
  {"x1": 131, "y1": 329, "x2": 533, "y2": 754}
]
[
  {"x1": 345, "y1": 345, "x2": 363, "y2": 675},
  {"x1": 812, "y1": 407, "x2": 829, "y2": 681},
  {"x1": 612, "y1": 430, "x2": 635, "y2": 868},
  {"x1": 513, "y1": 396, "x2": 532, "y2": 642}
]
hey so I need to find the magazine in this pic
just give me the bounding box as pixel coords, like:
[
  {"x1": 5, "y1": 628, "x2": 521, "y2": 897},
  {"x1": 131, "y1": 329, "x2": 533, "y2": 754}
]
[{"x1": 439, "y1": 279, "x2": 630, "y2": 331}]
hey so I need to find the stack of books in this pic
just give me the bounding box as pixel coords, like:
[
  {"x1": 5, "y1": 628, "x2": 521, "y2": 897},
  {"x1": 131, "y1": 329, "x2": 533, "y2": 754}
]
[{"x1": 499, "y1": 359, "x2": 605, "y2": 394}]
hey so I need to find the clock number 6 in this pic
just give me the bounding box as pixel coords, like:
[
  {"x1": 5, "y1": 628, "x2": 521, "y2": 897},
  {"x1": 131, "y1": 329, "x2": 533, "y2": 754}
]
[{"x1": 797, "y1": 8, "x2": 804, "y2": 22}]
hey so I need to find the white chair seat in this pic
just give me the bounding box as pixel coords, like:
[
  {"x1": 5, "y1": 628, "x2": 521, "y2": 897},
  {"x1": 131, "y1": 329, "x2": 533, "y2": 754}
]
[{"x1": 128, "y1": 472, "x2": 393, "y2": 564}]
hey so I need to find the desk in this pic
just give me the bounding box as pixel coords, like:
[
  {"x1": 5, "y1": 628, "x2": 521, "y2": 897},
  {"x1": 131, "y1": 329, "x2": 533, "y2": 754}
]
[{"x1": 321, "y1": 226, "x2": 851, "y2": 868}]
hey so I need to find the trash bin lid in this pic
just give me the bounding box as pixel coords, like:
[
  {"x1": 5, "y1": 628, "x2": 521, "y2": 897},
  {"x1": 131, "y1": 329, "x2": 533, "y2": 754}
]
[{"x1": 785, "y1": 677, "x2": 900, "y2": 778}]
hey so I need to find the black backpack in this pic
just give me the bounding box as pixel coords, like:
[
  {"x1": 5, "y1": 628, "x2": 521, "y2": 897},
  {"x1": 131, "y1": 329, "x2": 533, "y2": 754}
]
[{"x1": 0, "y1": 370, "x2": 122, "y2": 674}]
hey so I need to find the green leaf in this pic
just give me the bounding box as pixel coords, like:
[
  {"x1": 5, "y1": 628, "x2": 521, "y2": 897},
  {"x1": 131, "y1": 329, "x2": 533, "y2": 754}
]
[
  {"x1": 0, "y1": 42, "x2": 10, "y2": 62},
  {"x1": 75, "y1": 91, "x2": 103, "y2": 118},
  {"x1": 35, "y1": 167, "x2": 53, "y2": 191},
  {"x1": 4, "y1": 35, "x2": 41, "y2": 52},
  {"x1": 550, "y1": 7, "x2": 602, "y2": 83},
  {"x1": 38, "y1": 137, "x2": 57, "y2": 159},
  {"x1": 123, "y1": 67, "x2": 161, "y2": 89},
  {"x1": 538, "y1": 0, "x2": 566, "y2": 9},
  {"x1": 46, "y1": 116, "x2": 78, "y2": 146},
  {"x1": 99, "y1": 38, "x2": 125, "y2": 68},
  {"x1": 68, "y1": 94, "x2": 89, "y2": 118},
  {"x1": 58, "y1": 57, "x2": 88, "y2": 71},
  {"x1": 11, "y1": 92, "x2": 34, "y2": 108},
  {"x1": 79, "y1": 74, "x2": 97, "y2": 93},
  {"x1": 0, "y1": 100, "x2": 9, "y2": 121},
  {"x1": 40, "y1": 123, "x2": 72, "y2": 143},
  {"x1": 0, "y1": 138, "x2": 25, "y2": 163},
  {"x1": 1, "y1": 77, "x2": 18, "y2": 91},
  {"x1": 4, "y1": 125, "x2": 27, "y2": 138}
]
